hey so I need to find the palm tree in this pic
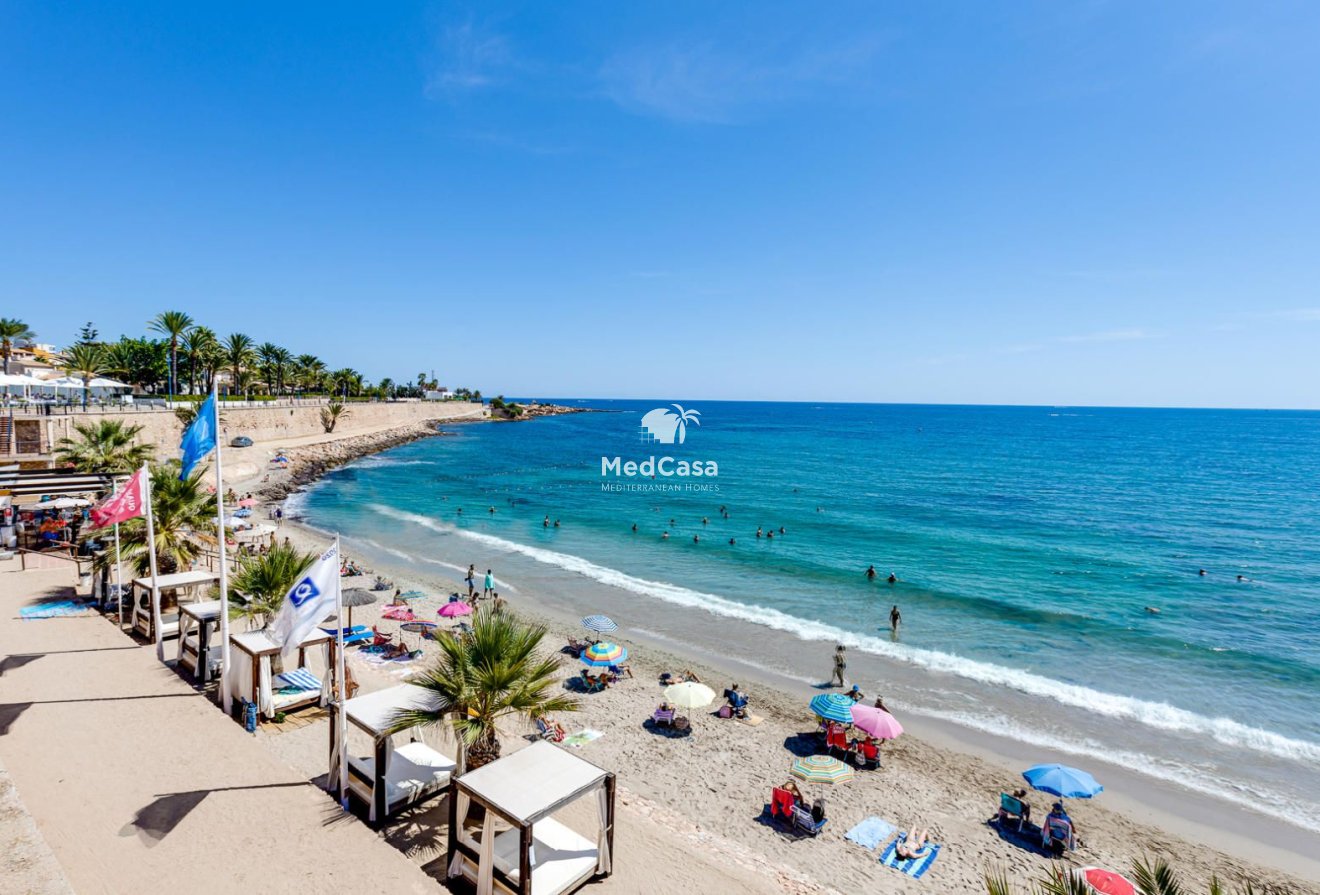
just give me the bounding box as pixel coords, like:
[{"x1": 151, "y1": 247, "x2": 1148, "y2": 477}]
[
  {"x1": 272, "y1": 346, "x2": 293, "y2": 395},
  {"x1": 295, "y1": 354, "x2": 325, "y2": 395},
  {"x1": 256, "y1": 342, "x2": 282, "y2": 394},
  {"x1": 0, "y1": 317, "x2": 34, "y2": 374},
  {"x1": 320, "y1": 400, "x2": 348, "y2": 433},
  {"x1": 229, "y1": 542, "x2": 316, "y2": 629},
  {"x1": 386, "y1": 609, "x2": 579, "y2": 770},
  {"x1": 221, "y1": 333, "x2": 255, "y2": 397},
  {"x1": 983, "y1": 857, "x2": 1260, "y2": 895},
  {"x1": 108, "y1": 463, "x2": 216, "y2": 576},
  {"x1": 330, "y1": 368, "x2": 362, "y2": 398},
  {"x1": 62, "y1": 343, "x2": 109, "y2": 408},
  {"x1": 180, "y1": 326, "x2": 216, "y2": 395},
  {"x1": 148, "y1": 311, "x2": 194, "y2": 401},
  {"x1": 54, "y1": 420, "x2": 155, "y2": 473},
  {"x1": 379, "y1": 377, "x2": 395, "y2": 399}
]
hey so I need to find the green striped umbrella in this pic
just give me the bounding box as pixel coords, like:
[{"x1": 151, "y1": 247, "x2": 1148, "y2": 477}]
[{"x1": 790, "y1": 754, "x2": 855, "y2": 785}]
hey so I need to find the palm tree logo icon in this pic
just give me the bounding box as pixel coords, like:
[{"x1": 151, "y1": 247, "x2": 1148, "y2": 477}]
[{"x1": 640, "y1": 404, "x2": 701, "y2": 444}]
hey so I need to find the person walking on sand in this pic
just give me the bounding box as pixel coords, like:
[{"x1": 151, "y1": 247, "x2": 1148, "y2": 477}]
[
  {"x1": 831, "y1": 645, "x2": 847, "y2": 687},
  {"x1": 465, "y1": 565, "x2": 476, "y2": 597},
  {"x1": 483, "y1": 569, "x2": 495, "y2": 599},
  {"x1": 889, "y1": 604, "x2": 902, "y2": 634}
]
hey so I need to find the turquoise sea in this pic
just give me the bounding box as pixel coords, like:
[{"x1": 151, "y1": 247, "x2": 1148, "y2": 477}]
[{"x1": 295, "y1": 401, "x2": 1320, "y2": 833}]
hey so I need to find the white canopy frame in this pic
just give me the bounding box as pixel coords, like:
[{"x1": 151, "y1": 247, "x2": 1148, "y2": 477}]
[
  {"x1": 447, "y1": 741, "x2": 615, "y2": 895},
  {"x1": 177, "y1": 599, "x2": 223, "y2": 684},
  {"x1": 228, "y1": 628, "x2": 332, "y2": 721},
  {"x1": 131, "y1": 570, "x2": 221, "y2": 646},
  {"x1": 329, "y1": 683, "x2": 462, "y2": 826}
]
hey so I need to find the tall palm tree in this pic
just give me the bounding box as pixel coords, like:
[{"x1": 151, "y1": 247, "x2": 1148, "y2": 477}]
[
  {"x1": 295, "y1": 354, "x2": 326, "y2": 395},
  {"x1": 221, "y1": 333, "x2": 255, "y2": 397},
  {"x1": 62, "y1": 343, "x2": 109, "y2": 408},
  {"x1": 0, "y1": 317, "x2": 35, "y2": 374},
  {"x1": 386, "y1": 609, "x2": 579, "y2": 770},
  {"x1": 108, "y1": 463, "x2": 216, "y2": 576},
  {"x1": 229, "y1": 542, "x2": 316, "y2": 629},
  {"x1": 180, "y1": 326, "x2": 216, "y2": 395},
  {"x1": 256, "y1": 342, "x2": 282, "y2": 394},
  {"x1": 330, "y1": 368, "x2": 362, "y2": 398},
  {"x1": 272, "y1": 346, "x2": 293, "y2": 395},
  {"x1": 148, "y1": 311, "x2": 194, "y2": 401},
  {"x1": 54, "y1": 420, "x2": 155, "y2": 473}
]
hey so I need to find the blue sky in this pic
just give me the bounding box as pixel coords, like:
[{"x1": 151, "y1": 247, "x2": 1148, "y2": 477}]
[{"x1": 3, "y1": 2, "x2": 1319, "y2": 407}]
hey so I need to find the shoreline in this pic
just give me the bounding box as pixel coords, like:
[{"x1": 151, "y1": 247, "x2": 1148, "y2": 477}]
[{"x1": 230, "y1": 426, "x2": 1320, "y2": 893}]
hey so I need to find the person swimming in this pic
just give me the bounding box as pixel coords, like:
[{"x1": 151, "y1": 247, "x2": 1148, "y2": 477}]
[
  {"x1": 729, "y1": 537, "x2": 736, "y2": 545},
  {"x1": 693, "y1": 534, "x2": 700, "y2": 543},
  {"x1": 756, "y1": 527, "x2": 763, "y2": 538},
  {"x1": 661, "y1": 531, "x2": 669, "y2": 540},
  {"x1": 887, "y1": 572, "x2": 897, "y2": 583},
  {"x1": 866, "y1": 565, "x2": 877, "y2": 580},
  {"x1": 631, "y1": 523, "x2": 638, "y2": 532}
]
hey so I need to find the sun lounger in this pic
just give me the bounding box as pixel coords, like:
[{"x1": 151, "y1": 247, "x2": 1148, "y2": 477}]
[
  {"x1": 1043, "y1": 816, "x2": 1076, "y2": 853},
  {"x1": 652, "y1": 707, "x2": 676, "y2": 727},
  {"x1": 791, "y1": 805, "x2": 828, "y2": 837},
  {"x1": 581, "y1": 672, "x2": 607, "y2": 693},
  {"x1": 275, "y1": 668, "x2": 321, "y2": 692},
  {"x1": 321, "y1": 625, "x2": 373, "y2": 646},
  {"x1": 998, "y1": 793, "x2": 1028, "y2": 832}
]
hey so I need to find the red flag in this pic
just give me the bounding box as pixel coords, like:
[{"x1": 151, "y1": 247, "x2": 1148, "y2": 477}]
[{"x1": 90, "y1": 468, "x2": 146, "y2": 528}]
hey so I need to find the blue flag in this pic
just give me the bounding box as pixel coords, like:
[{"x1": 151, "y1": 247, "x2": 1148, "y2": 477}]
[{"x1": 179, "y1": 393, "x2": 217, "y2": 479}]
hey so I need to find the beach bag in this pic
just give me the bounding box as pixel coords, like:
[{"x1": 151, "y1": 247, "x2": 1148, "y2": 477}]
[{"x1": 718, "y1": 705, "x2": 732, "y2": 719}]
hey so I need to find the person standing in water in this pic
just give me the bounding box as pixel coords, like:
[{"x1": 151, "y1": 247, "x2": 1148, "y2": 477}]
[
  {"x1": 866, "y1": 565, "x2": 877, "y2": 581},
  {"x1": 889, "y1": 604, "x2": 902, "y2": 634},
  {"x1": 831, "y1": 645, "x2": 847, "y2": 687}
]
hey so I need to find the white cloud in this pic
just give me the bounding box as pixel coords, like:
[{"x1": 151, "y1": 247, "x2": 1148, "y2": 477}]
[
  {"x1": 598, "y1": 34, "x2": 890, "y2": 124},
  {"x1": 1058, "y1": 328, "x2": 1158, "y2": 343},
  {"x1": 426, "y1": 22, "x2": 514, "y2": 96}
]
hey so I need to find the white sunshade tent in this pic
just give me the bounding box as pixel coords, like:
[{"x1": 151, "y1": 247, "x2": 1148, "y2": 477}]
[
  {"x1": 447, "y1": 740, "x2": 615, "y2": 895},
  {"x1": 45, "y1": 376, "x2": 132, "y2": 396},
  {"x1": 177, "y1": 599, "x2": 224, "y2": 684},
  {"x1": 229, "y1": 627, "x2": 332, "y2": 720},
  {"x1": 329, "y1": 683, "x2": 460, "y2": 825},
  {"x1": 0, "y1": 373, "x2": 57, "y2": 394}
]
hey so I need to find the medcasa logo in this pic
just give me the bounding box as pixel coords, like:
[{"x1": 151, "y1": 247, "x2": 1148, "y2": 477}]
[{"x1": 601, "y1": 404, "x2": 719, "y2": 490}]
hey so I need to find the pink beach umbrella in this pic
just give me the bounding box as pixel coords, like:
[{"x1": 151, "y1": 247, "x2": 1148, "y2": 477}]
[
  {"x1": 849, "y1": 705, "x2": 904, "y2": 740},
  {"x1": 438, "y1": 601, "x2": 473, "y2": 618},
  {"x1": 1074, "y1": 868, "x2": 1137, "y2": 895}
]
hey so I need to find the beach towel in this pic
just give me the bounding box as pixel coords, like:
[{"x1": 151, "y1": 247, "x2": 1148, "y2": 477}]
[
  {"x1": 879, "y1": 834, "x2": 941, "y2": 879},
  {"x1": 20, "y1": 600, "x2": 91, "y2": 620},
  {"x1": 563, "y1": 729, "x2": 603, "y2": 748},
  {"x1": 845, "y1": 817, "x2": 897, "y2": 851},
  {"x1": 275, "y1": 668, "x2": 321, "y2": 692},
  {"x1": 738, "y1": 714, "x2": 764, "y2": 726}
]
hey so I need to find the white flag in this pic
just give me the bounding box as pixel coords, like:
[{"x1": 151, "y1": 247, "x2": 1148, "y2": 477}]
[{"x1": 269, "y1": 541, "x2": 340, "y2": 659}]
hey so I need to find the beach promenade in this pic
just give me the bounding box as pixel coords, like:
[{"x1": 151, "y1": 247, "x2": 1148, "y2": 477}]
[{"x1": 0, "y1": 566, "x2": 437, "y2": 895}]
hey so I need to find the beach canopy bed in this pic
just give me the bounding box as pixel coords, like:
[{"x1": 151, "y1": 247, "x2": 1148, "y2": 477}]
[
  {"x1": 447, "y1": 741, "x2": 615, "y2": 895},
  {"x1": 228, "y1": 628, "x2": 331, "y2": 721},
  {"x1": 176, "y1": 599, "x2": 223, "y2": 684},
  {"x1": 328, "y1": 683, "x2": 460, "y2": 824},
  {"x1": 131, "y1": 570, "x2": 221, "y2": 643}
]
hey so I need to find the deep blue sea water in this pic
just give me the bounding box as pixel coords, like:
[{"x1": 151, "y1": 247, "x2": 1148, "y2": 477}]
[{"x1": 297, "y1": 400, "x2": 1320, "y2": 831}]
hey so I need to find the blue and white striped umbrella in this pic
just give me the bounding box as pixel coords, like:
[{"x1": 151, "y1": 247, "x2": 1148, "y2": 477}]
[
  {"x1": 809, "y1": 692, "x2": 857, "y2": 724},
  {"x1": 581, "y1": 615, "x2": 618, "y2": 635}
]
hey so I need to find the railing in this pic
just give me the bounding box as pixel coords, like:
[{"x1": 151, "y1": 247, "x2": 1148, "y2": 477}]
[{"x1": 1, "y1": 395, "x2": 464, "y2": 418}]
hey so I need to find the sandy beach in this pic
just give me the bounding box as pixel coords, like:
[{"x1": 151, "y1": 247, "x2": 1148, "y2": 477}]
[{"x1": 215, "y1": 430, "x2": 1320, "y2": 895}]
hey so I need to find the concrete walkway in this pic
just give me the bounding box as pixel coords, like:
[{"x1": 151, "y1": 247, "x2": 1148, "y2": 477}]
[{"x1": 0, "y1": 567, "x2": 438, "y2": 895}]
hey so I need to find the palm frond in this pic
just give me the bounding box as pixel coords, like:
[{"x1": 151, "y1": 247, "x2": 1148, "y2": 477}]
[{"x1": 1131, "y1": 855, "x2": 1185, "y2": 895}]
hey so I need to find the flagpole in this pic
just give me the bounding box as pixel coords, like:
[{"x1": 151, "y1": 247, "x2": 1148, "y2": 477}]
[
  {"x1": 335, "y1": 532, "x2": 348, "y2": 809},
  {"x1": 113, "y1": 471, "x2": 124, "y2": 628},
  {"x1": 214, "y1": 382, "x2": 233, "y2": 716},
  {"x1": 144, "y1": 461, "x2": 163, "y2": 661}
]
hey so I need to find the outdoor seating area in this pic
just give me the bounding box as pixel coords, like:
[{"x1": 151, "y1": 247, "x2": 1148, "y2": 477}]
[
  {"x1": 332, "y1": 683, "x2": 461, "y2": 824},
  {"x1": 447, "y1": 740, "x2": 614, "y2": 895}
]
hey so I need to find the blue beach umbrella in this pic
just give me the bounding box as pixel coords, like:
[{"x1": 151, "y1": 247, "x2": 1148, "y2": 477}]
[
  {"x1": 808, "y1": 692, "x2": 856, "y2": 724},
  {"x1": 581, "y1": 642, "x2": 628, "y2": 667},
  {"x1": 581, "y1": 615, "x2": 618, "y2": 636},
  {"x1": 1022, "y1": 764, "x2": 1104, "y2": 799}
]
